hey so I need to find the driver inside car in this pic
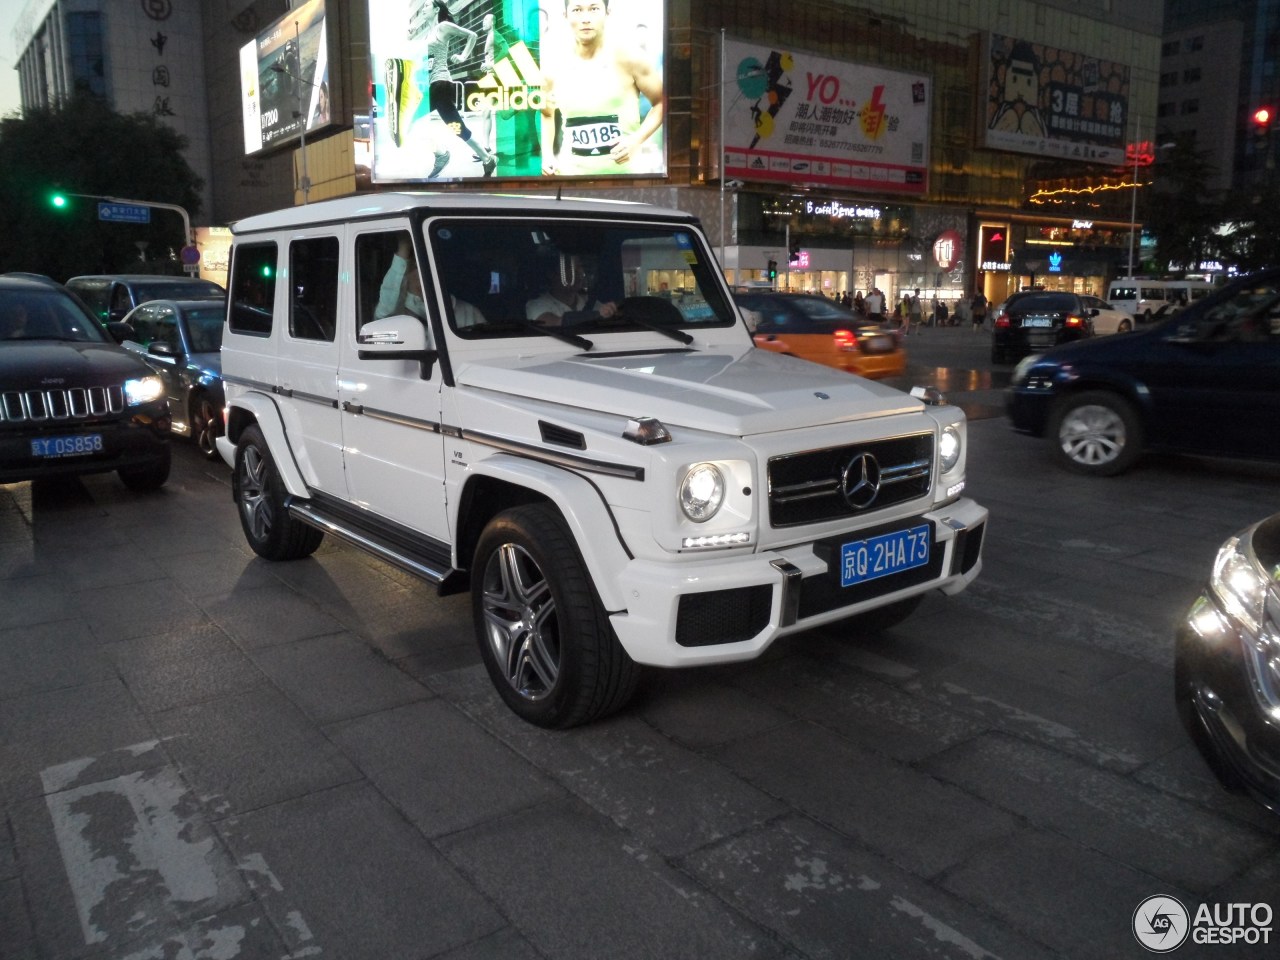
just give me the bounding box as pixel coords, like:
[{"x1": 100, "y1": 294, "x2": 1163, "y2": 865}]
[{"x1": 525, "y1": 252, "x2": 618, "y2": 327}]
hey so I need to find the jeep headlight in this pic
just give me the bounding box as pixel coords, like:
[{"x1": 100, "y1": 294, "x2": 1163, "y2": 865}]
[
  {"x1": 939, "y1": 425, "x2": 961, "y2": 473},
  {"x1": 679, "y1": 462, "x2": 725, "y2": 522},
  {"x1": 124, "y1": 375, "x2": 165, "y2": 405}
]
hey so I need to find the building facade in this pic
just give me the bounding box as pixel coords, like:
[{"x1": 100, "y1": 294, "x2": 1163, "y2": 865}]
[
  {"x1": 14, "y1": 0, "x2": 1167, "y2": 305},
  {"x1": 1163, "y1": 0, "x2": 1280, "y2": 191}
]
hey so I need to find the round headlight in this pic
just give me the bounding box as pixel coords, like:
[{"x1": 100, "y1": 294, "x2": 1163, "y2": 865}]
[
  {"x1": 939, "y1": 425, "x2": 962, "y2": 473},
  {"x1": 679, "y1": 463, "x2": 725, "y2": 522}
]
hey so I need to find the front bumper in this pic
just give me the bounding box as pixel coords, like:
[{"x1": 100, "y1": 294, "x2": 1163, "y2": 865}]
[
  {"x1": 1175, "y1": 591, "x2": 1280, "y2": 815},
  {"x1": 609, "y1": 496, "x2": 987, "y2": 666},
  {"x1": 1005, "y1": 385, "x2": 1055, "y2": 436},
  {"x1": 0, "y1": 406, "x2": 170, "y2": 484}
]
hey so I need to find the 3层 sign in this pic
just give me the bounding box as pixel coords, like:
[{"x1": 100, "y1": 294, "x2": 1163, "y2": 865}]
[{"x1": 97, "y1": 202, "x2": 151, "y2": 224}]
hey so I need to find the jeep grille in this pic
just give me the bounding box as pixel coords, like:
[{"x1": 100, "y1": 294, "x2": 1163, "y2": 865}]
[
  {"x1": 768, "y1": 433, "x2": 933, "y2": 527},
  {"x1": 0, "y1": 386, "x2": 125, "y2": 423}
]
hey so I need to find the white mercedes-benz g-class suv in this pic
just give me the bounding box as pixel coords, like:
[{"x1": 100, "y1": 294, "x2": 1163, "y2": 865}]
[{"x1": 218, "y1": 193, "x2": 987, "y2": 727}]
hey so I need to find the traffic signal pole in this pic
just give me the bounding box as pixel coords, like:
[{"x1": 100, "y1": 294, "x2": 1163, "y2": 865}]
[{"x1": 50, "y1": 191, "x2": 192, "y2": 250}]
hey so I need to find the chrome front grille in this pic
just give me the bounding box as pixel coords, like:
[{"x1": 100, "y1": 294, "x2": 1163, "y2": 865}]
[
  {"x1": 768, "y1": 432, "x2": 934, "y2": 527},
  {"x1": 0, "y1": 385, "x2": 125, "y2": 423}
]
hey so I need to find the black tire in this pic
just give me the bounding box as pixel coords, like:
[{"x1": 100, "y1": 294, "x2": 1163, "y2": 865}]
[
  {"x1": 233, "y1": 424, "x2": 323, "y2": 560},
  {"x1": 472, "y1": 503, "x2": 639, "y2": 728},
  {"x1": 117, "y1": 444, "x2": 170, "y2": 492},
  {"x1": 190, "y1": 391, "x2": 223, "y2": 461},
  {"x1": 1118, "y1": 318, "x2": 1132, "y2": 333},
  {"x1": 845, "y1": 594, "x2": 924, "y2": 634},
  {"x1": 1049, "y1": 390, "x2": 1143, "y2": 476}
]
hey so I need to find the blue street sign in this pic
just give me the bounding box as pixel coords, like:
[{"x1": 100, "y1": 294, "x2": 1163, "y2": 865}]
[{"x1": 97, "y1": 202, "x2": 151, "y2": 224}]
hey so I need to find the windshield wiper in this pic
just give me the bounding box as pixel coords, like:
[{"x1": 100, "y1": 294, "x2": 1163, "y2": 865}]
[
  {"x1": 611, "y1": 304, "x2": 694, "y2": 344},
  {"x1": 480, "y1": 319, "x2": 593, "y2": 351}
]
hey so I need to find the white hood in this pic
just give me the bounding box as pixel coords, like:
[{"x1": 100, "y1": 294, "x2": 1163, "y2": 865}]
[{"x1": 454, "y1": 345, "x2": 920, "y2": 436}]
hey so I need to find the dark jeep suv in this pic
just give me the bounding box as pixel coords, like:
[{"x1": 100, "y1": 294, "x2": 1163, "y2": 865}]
[{"x1": 1, "y1": 276, "x2": 171, "y2": 490}]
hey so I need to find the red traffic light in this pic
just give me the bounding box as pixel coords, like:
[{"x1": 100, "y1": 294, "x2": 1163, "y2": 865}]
[{"x1": 1253, "y1": 106, "x2": 1273, "y2": 127}]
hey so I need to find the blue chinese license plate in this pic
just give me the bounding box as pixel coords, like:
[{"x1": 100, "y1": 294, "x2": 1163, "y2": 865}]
[
  {"x1": 31, "y1": 434, "x2": 104, "y2": 458},
  {"x1": 840, "y1": 523, "x2": 931, "y2": 587}
]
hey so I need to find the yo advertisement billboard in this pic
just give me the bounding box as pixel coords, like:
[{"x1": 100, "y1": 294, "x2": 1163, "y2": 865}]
[
  {"x1": 239, "y1": 0, "x2": 332, "y2": 155},
  {"x1": 721, "y1": 37, "x2": 931, "y2": 195},
  {"x1": 369, "y1": 0, "x2": 666, "y2": 182}
]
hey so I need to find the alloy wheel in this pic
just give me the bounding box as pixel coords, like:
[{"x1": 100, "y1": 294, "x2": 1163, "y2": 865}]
[
  {"x1": 480, "y1": 542, "x2": 560, "y2": 701},
  {"x1": 1058, "y1": 403, "x2": 1127, "y2": 467}
]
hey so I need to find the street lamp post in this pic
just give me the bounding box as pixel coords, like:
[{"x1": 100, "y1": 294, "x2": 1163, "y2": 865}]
[
  {"x1": 1126, "y1": 117, "x2": 1141, "y2": 278},
  {"x1": 270, "y1": 21, "x2": 311, "y2": 204}
]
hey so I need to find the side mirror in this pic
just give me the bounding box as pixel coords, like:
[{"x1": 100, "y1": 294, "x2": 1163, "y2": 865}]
[
  {"x1": 357, "y1": 314, "x2": 437, "y2": 379},
  {"x1": 105, "y1": 321, "x2": 135, "y2": 344},
  {"x1": 148, "y1": 341, "x2": 181, "y2": 358}
]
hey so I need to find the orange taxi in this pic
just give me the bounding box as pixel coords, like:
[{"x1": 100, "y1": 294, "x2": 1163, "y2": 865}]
[{"x1": 733, "y1": 292, "x2": 906, "y2": 379}]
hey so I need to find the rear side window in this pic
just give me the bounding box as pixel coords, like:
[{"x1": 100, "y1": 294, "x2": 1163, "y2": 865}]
[
  {"x1": 229, "y1": 242, "x2": 278, "y2": 336},
  {"x1": 68, "y1": 279, "x2": 111, "y2": 320},
  {"x1": 289, "y1": 236, "x2": 339, "y2": 342}
]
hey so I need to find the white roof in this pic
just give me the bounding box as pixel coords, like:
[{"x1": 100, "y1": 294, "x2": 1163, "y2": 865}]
[{"x1": 230, "y1": 192, "x2": 694, "y2": 235}]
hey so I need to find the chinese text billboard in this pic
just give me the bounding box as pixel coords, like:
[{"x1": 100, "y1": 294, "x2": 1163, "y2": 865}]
[
  {"x1": 239, "y1": 0, "x2": 332, "y2": 155},
  {"x1": 721, "y1": 38, "x2": 930, "y2": 195},
  {"x1": 370, "y1": 0, "x2": 666, "y2": 183},
  {"x1": 982, "y1": 34, "x2": 1130, "y2": 164}
]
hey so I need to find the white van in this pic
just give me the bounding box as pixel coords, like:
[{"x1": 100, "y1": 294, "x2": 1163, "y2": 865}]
[
  {"x1": 216, "y1": 192, "x2": 988, "y2": 727},
  {"x1": 1106, "y1": 278, "x2": 1216, "y2": 321}
]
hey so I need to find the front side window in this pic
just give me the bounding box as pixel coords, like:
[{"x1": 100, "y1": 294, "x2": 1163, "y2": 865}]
[
  {"x1": 426, "y1": 218, "x2": 737, "y2": 338},
  {"x1": 356, "y1": 230, "x2": 418, "y2": 332},
  {"x1": 183, "y1": 307, "x2": 225, "y2": 353},
  {"x1": 1196, "y1": 281, "x2": 1280, "y2": 343},
  {"x1": 130, "y1": 305, "x2": 179, "y2": 350},
  {"x1": 229, "y1": 242, "x2": 278, "y2": 336}
]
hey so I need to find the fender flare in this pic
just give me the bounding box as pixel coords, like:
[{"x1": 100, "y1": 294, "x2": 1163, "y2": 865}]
[
  {"x1": 225, "y1": 392, "x2": 310, "y2": 498},
  {"x1": 462, "y1": 454, "x2": 634, "y2": 612}
]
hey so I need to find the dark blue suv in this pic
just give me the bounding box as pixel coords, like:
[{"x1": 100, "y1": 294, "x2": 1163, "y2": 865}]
[{"x1": 1006, "y1": 269, "x2": 1280, "y2": 475}]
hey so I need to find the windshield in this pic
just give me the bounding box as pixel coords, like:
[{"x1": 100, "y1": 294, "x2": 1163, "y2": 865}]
[
  {"x1": 1, "y1": 288, "x2": 110, "y2": 343},
  {"x1": 426, "y1": 217, "x2": 737, "y2": 341}
]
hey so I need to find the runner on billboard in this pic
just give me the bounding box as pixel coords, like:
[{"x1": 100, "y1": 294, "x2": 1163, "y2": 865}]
[
  {"x1": 385, "y1": 0, "x2": 497, "y2": 178},
  {"x1": 539, "y1": 0, "x2": 664, "y2": 176}
]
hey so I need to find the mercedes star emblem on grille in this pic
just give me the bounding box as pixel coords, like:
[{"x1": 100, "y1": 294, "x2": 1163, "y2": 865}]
[{"x1": 840, "y1": 452, "x2": 882, "y2": 510}]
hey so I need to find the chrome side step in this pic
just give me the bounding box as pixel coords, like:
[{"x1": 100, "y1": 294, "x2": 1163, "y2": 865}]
[{"x1": 287, "y1": 500, "x2": 461, "y2": 589}]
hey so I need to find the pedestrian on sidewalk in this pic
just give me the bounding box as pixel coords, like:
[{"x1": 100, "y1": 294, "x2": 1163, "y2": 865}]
[
  {"x1": 907, "y1": 289, "x2": 923, "y2": 334},
  {"x1": 970, "y1": 290, "x2": 988, "y2": 331}
]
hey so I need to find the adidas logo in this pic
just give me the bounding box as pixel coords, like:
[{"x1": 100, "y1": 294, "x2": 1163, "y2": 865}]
[{"x1": 466, "y1": 42, "x2": 545, "y2": 111}]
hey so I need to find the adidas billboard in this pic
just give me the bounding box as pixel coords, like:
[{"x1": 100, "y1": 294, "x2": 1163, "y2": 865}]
[{"x1": 465, "y1": 43, "x2": 545, "y2": 113}]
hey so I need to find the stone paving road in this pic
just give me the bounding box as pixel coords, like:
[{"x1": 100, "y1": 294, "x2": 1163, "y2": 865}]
[{"x1": 2, "y1": 329, "x2": 1278, "y2": 959}]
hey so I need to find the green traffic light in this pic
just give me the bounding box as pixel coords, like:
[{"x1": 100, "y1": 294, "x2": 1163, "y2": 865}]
[{"x1": 50, "y1": 193, "x2": 68, "y2": 209}]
